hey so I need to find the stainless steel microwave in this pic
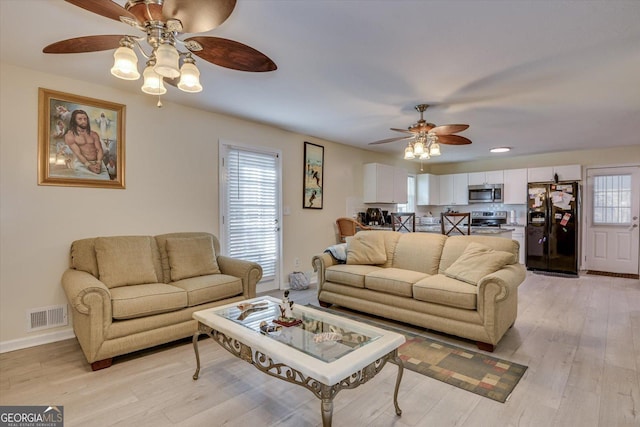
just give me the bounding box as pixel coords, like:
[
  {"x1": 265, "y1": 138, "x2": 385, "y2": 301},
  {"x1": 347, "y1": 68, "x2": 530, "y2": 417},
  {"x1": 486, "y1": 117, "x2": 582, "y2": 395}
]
[{"x1": 468, "y1": 184, "x2": 504, "y2": 203}]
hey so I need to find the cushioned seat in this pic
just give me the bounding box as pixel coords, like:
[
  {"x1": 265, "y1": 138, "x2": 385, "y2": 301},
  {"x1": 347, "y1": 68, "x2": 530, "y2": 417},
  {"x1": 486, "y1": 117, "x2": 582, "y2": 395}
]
[
  {"x1": 413, "y1": 274, "x2": 478, "y2": 310},
  {"x1": 110, "y1": 283, "x2": 187, "y2": 320},
  {"x1": 325, "y1": 264, "x2": 382, "y2": 288},
  {"x1": 171, "y1": 274, "x2": 243, "y2": 306},
  {"x1": 364, "y1": 268, "x2": 428, "y2": 298}
]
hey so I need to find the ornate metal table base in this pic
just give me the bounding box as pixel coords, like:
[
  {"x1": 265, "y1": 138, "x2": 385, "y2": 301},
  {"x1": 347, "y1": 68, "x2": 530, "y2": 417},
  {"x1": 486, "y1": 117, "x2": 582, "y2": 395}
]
[{"x1": 192, "y1": 322, "x2": 404, "y2": 427}]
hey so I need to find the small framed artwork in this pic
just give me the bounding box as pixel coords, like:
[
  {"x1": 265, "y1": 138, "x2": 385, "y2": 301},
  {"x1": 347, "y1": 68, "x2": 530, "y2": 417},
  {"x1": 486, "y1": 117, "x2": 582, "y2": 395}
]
[
  {"x1": 303, "y1": 141, "x2": 324, "y2": 209},
  {"x1": 38, "y1": 87, "x2": 126, "y2": 189}
]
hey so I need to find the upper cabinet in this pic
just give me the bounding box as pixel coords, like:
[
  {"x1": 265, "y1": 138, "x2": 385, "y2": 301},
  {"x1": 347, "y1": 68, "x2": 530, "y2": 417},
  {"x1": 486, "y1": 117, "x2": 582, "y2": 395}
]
[
  {"x1": 439, "y1": 173, "x2": 468, "y2": 205},
  {"x1": 468, "y1": 170, "x2": 504, "y2": 185},
  {"x1": 503, "y1": 168, "x2": 528, "y2": 204},
  {"x1": 528, "y1": 164, "x2": 582, "y2": 182},
  {"x1": 417, "y1": 173, "x2": 440, "y2": 205},
  {"x1": 363, "y1": 163, "x2": 408, "y2": 204}
]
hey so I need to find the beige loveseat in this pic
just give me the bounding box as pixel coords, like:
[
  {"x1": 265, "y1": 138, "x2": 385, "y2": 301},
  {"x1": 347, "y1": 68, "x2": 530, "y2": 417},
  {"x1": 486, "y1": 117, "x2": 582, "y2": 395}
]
[
  {"x1": 312, "y1": 231, "x2": 526, "y2": 351},
  {"x1": 62, "y1": 232, "x2": 262, "y2": 370}
]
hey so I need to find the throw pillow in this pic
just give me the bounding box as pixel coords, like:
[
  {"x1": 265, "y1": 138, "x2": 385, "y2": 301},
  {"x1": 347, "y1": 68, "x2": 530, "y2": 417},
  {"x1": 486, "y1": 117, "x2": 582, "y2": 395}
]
[
  {"x1": 95, "y1": 236, "x2": 159, "y2": 288},
  {"x1": 444, "y1": 242, "x2": 514, "y2": 285},
  {"x1": 346, "y1": 231, "x2": 387, "y2": 265},
  {"x1": 166, "y1": 235, "x2": 220, "y2": 281}
]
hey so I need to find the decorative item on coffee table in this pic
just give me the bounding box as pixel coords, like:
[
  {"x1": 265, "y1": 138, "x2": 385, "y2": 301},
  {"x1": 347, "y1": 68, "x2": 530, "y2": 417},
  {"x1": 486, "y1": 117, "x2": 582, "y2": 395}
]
[{"x1": 274, "y1": 290, "x2": 302, "y2": 326}]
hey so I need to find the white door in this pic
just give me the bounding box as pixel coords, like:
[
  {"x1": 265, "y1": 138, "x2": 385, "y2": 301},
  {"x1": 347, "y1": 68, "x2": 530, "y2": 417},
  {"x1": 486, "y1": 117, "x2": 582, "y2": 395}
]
[
  {"x1": 220, "y1": 142, "x2": 282, "y2": 292},
  {"x1": 585, "y1": 166, "x2": 640, "y2": 275}
]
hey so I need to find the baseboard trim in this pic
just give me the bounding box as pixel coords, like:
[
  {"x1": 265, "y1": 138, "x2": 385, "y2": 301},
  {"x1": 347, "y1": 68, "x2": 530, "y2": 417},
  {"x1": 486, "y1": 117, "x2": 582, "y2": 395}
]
[{"x1": 0, "y1": 328, "x2": 75, "y2": 354}]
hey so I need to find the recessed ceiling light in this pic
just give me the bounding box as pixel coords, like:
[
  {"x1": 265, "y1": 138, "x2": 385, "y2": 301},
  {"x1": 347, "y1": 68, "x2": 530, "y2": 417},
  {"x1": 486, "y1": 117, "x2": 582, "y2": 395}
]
[{"x1": 490, "y1": 147, "x2": 511, "y2": 153}]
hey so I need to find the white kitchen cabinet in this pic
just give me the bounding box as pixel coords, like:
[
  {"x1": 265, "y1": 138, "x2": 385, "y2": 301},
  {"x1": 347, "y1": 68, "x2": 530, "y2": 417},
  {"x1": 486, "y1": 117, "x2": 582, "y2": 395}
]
[
  {"x1": 468, "y1": 170, "x2": 504, "y2": 185},
  {"x1": 417, "y1": 173, "x2": 440, "y2": 205},
  {"x1": 439, "y1": 173, "x2": 468, "y2": 205},
  {"x1": 528, "y1": 164, "x2": 582, "y2": 182},
  {"x1": 503, "y1": 168, "x2": 528, "y2": 204},
  {"x1": 511, "y1": 225, "x2": 525, "y2": 264},
  {"x1": 363, "y1": 163, "x2": 408, "y2": 204}
]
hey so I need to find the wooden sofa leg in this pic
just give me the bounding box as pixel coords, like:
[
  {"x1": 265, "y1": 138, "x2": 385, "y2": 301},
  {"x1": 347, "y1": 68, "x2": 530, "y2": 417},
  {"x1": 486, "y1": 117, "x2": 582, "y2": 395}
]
[
  {"x1": 91, "y1": 358, "x2": 113, "y2": 371},
  {"x1": 476, "y1": 342, "x2": 495, "y2": 352},
  {"x1": 319, "y1": 301, "x2": 332, "y2": 308}
]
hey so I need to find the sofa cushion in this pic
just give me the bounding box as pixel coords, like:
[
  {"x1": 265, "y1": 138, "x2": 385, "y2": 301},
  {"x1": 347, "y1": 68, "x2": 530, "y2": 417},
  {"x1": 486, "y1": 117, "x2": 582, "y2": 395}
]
[
  {"x1": 365, "y1": 268, "x2": 429, "y2": 298},
  {"x1": 110, "y1": 283, "x2": 187, "y2": 319},
  {"x1": 439, "y1": 235, "x2": 518, "y2": 273},
  {"x1": 95, "y1": 236, "x2": 159, "y2": 288},
  {"x1": 326, "y1": 264, "x2": 383, "y2": 288},
  {"x1": 392, "y1": 233, "x2": 447, "y2": 275},
  {"x1": 413, "y1": 274, "x2": 477, "y2": 310},
  {"x1": 171, "y1": 274, "x2": 243, "y2": 306},
  {"x1": 165, "y1": 235, "x2": 221, "y2": 281},
  {"x1": 346, "y1": 231, "x2": 387, "y2": 265},
  {"x1": 444, "y1": 242, "x2": 515, "y2": 285}
]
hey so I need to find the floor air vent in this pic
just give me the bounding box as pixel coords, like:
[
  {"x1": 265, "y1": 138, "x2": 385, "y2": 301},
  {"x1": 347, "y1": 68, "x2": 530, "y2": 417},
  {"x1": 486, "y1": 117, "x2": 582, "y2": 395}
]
[{"x1": 27, "y1": 305, "x2": 68, "y2": 331}]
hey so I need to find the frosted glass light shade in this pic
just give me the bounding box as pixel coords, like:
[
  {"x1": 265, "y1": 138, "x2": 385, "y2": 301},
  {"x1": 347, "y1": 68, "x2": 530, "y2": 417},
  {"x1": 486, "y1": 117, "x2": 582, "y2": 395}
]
[
  {"x1": 154, "y1": 44, "x2": 180, "y2": 78},
  {"x1": 429, "y1": 143, "x2": 441, "y2": 156},
  {"x1": 141, "y1": 65, "x2": 167, "y2": 95},
  {"x1": 404, "y1": 145, "x2": 415, "y2": 159},
  {"x1": 177, "y1": 61, "x2": 203, "y2": 93},
  {"x1": 413, "y1": 140, "x2": 425, "y2": 155},
  {"x1": 111, "y1": 46, "x2": 140, "y2": 80}
]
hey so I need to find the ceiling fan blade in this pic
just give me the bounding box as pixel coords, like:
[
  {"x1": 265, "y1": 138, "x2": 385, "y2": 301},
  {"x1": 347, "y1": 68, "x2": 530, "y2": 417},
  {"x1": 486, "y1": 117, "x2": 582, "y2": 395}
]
[
  {"x1": 163, "y1": 0, "x2": 236, "y2": 33},
  {"x1": 437, "y1": 135, "x2": 472, "y2": 145},
  {"x1": 390, "y1": 128, "x2": 415, "y2": 134},
  {"x1": 43, "y1": 35, "x2": 126, "y2": 54},
  {"x1": 369, "y1": 136, "x2": 413, "y2": 145},
  {"x1": 65, "y1": 0, "x2": 135, "y2": 22},
  {"x1": 186, "y1": 37, "x2": 277, "y2": 72},
  {"x1": 429, "y1": 124, "x2": 469, "y2": 135}
]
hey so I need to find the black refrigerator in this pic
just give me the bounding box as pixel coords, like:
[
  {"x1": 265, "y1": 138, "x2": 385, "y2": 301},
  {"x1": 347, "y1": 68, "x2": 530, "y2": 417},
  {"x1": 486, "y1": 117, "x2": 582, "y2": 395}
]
[{"x1": 526, "y1": 182, "x2": 579, "y2": 275}]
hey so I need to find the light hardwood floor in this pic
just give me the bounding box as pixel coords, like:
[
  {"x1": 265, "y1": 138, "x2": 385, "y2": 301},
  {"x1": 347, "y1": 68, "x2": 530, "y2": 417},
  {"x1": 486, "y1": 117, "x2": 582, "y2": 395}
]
[{"x1": 1, "y1": 272, "x2": 639, "y2": 426}]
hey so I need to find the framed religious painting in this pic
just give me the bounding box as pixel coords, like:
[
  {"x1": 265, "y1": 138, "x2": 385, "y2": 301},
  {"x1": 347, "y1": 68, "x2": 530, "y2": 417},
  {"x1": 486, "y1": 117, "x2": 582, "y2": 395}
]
[
  {"x1": 303, "y1": 141, "x2": 323, "y2": 209},
  {"x1": 38, "y1": 88, "x2": 126, "y2": 189}
]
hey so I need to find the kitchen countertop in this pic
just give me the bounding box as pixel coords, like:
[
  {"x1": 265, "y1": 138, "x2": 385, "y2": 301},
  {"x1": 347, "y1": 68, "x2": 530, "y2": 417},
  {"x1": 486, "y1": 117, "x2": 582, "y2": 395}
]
[{"x1": 368, "y1": 225, "x2": 514, "y2": 235}]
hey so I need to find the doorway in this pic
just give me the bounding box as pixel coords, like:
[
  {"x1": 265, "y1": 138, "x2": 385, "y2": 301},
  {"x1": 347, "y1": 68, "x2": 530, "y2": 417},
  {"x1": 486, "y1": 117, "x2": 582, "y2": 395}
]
[
  {"x1": 219, "y1": 141, "x2": 282, "y2": 292},
  {"x1": 584, "y1": 165, "x2": 639, "y2": 276}
]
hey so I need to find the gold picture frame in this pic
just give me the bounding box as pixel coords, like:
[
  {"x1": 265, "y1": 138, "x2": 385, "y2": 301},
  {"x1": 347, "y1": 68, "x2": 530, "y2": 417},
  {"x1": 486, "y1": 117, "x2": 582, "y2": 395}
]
[{"x1": 38, "y1": 88, "x2": 126, "y2": 189}]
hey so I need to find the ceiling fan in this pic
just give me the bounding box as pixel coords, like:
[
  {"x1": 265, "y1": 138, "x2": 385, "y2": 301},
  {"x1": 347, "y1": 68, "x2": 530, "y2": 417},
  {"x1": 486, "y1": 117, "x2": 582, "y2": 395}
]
[
  {"x1": 369, "y1": 104, "x2": 471, "y2": 159},
  {"x1": 43, "y1": 0, "x2": 276, "y2": 94}
]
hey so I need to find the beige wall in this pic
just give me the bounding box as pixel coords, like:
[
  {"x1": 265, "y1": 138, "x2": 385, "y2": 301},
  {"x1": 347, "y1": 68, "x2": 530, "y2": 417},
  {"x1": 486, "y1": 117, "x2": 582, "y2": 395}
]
[{"x1": 0, "y1": 63, "x2": 404, "y2": 346}]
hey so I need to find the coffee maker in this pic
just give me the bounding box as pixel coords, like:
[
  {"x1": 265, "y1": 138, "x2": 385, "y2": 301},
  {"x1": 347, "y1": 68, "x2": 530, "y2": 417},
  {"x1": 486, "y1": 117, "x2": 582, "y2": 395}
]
[{"x1": 366, "y1": 208, "x2": 385, "y2": 225}]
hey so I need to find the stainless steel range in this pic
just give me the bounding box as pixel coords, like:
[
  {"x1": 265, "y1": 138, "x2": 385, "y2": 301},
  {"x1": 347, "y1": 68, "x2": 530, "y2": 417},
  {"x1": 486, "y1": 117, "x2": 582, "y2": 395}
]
[{"x1": 471, "y1": 211, "x2": 507, "y2": 227}]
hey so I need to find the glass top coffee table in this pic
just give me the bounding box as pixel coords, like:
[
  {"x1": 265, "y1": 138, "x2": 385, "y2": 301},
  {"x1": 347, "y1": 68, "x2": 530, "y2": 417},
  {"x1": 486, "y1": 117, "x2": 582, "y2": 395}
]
[{"x1": 192, "y1": 296, "x2": 405, "y2": 426}]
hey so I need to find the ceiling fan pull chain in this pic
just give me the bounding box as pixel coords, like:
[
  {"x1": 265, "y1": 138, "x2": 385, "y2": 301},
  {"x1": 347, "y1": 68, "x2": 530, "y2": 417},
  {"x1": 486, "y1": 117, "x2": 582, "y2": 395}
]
[{"x1": 157, "y1": 95, "x2": 163, "y2": 108}]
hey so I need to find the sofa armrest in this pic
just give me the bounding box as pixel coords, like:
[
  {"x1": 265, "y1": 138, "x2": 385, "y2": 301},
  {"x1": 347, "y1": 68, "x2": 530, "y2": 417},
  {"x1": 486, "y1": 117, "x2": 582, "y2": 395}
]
[
  {"x1": 61, "y1": 269, "x2": 112, "y2": 318},
  {"x1": 477, "y1": 263, "x2": 526, "y2": 303},
  {"x1": 216, "y1": 256, "x2": 262, "y2": 299},
  {"x1": 311, "y1": 253, "x2": 338, "y2": 291}
]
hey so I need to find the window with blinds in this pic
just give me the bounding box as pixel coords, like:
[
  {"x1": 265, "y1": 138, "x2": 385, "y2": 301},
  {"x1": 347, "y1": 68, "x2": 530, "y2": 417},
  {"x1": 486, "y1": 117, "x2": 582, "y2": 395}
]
[
  {"x1": 225, "y1": 147, "x2": 279, "y2": 282},
  {"x1": 592, "y1": 174, "x2": 631, "y2": 224}
]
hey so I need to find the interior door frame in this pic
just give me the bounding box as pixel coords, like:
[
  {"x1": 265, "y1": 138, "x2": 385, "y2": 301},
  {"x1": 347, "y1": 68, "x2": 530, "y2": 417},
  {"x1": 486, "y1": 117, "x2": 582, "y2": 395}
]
[
  {"x1": 582, "y1": 162, "x2": 640, "y2": 275},
  {"x1": 219, "y1": 139, "x2": 283, "y2": 291}
]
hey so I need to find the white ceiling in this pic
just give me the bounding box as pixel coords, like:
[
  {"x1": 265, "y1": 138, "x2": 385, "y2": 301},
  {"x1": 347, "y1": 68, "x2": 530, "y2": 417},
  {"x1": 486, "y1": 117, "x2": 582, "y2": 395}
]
[{"x1": 2, "y1": 0, "x2": 639, "y2": 163}]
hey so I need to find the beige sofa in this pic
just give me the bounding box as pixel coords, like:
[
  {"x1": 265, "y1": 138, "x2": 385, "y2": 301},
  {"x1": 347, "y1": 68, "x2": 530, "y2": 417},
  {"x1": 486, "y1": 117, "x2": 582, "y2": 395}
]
[
  {"x1": 62, "y1": 232, "x2": 262, "y2": 370},
  {"x1": 312, "y1": 231, "x2": 526, "y2": 351}
]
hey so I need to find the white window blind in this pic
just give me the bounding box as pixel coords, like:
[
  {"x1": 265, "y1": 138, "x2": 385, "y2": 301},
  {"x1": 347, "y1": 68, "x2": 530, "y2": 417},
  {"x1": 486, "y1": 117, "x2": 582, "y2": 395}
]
[
  {"x1": 593, "y1": 174, "x2": 632, "y2": 225},
  {"x1": 225, "y1": 148, "x2": 278, "y2": 281}
]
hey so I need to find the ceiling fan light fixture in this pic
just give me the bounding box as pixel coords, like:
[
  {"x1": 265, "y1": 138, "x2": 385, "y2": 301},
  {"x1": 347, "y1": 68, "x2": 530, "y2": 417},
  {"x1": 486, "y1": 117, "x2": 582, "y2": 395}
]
[
  {"x1": 141, "y1": 59, "x2": 167, "y2": 95},
  {"x1": 413, "y1": 140, "x2": 425, "y2": 155},
  {"x1": 177, "y1": 56, "x2": 203, "y2": 93},
  {"x1": 419, "y1": 151, "x2": 431, "y2": 160},
  {"x1": 490, "y1": 147, "x2": 511, "y2": 153},
  {"x1": 111, "y1": 45, "x2": 140, "y2": 80},
  {"x1": 429, "y1": 142, "x2": 441, "y2": 156},
  {"x1": 154, "y1": 43, "x2": 181, "y2": 78}
]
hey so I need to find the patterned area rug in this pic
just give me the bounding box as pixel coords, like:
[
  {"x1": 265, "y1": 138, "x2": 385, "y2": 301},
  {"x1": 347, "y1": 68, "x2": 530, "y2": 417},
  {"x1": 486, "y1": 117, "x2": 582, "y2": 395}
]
[{"x1": 308, "y1": 305, "x2": 527, "y2": 403}]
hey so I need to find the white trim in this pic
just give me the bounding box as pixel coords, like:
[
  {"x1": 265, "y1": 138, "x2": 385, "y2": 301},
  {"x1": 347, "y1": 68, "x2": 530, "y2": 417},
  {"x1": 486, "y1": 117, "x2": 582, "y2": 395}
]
[{"x1": 0, "y1": 328, "x2": 75, "y2": 354}]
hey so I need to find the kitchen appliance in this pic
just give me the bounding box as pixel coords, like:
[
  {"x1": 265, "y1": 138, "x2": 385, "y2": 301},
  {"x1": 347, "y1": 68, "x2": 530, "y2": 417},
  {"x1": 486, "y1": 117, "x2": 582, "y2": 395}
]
[
  {"x1": 366, "y1": 207, "x2": 385, "y2": 225},
  {"x1": 526, "y1": 182, "x2": 579, "y2": 275},
  {"x1": 468, "y1": 184, "x2": 504, "y2": 203},
  {"x1": 471, "y1": 211, "x2": 507, "y2": 227}
]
